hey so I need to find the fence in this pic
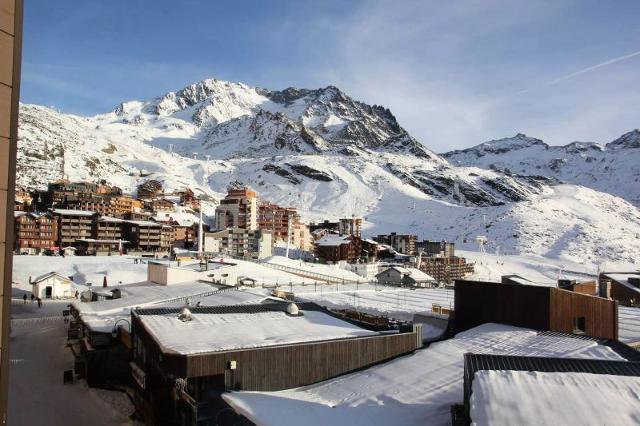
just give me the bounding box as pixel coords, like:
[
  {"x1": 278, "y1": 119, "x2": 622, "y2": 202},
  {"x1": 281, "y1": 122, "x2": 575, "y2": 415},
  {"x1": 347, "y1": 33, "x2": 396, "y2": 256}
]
[{"x1": 258, "y1": 261, "x2": 360, "y2": 284}]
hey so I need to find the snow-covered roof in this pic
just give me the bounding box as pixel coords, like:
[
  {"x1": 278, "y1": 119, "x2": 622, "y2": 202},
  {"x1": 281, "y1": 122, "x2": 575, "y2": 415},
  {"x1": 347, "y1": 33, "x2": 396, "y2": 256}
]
[
  {"x1": 31, "y1": 272, "x2": 72, "y2": 284},
  {"x1": 50, "y1": 208, "x2": 96, "y2": 216},
  {"x1": 76, "y1": 238, "x2": 128, "y2": 244},
  {"x1": 606, "y1": 273, "x2": 640, "y2": 295},
  {"x1": 137, "y1": 307, "x2": 378, "y2": 355},
  {"x1": 377, "y1": 266, "x2": 435, "y2": 282},
  {"x1": 127, "y1": 219, "x2": 163, "y2": 227},
  {"x1": 99, "y1": 216, "x2": 126, "y2": 223},
  {"x1": 316, "y1": 234, "x2": 351, "y2": 247},
  {"x1": 223, "y1": 323, "x2": 626, "y2": 426},
  {"x1": 470, "y1": 371, "x2": 640, "y2": 425},
  {"x1": 72, "y1": 280, "x2": 215, "y2": 316}
]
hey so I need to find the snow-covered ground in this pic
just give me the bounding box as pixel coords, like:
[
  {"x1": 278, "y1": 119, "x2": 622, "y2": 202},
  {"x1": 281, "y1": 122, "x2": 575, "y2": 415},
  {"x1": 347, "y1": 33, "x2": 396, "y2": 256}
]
[
  {"x1": 223, "y1": 323, "x2": 626, "y2": 426},
  {"x1": 11, "y1": 255, "x2": 148, "y2": 294},
  {"x1": 262, "y1": 256, "x2": 364, "y2": 282},
  {"x1": 295, "y1": 285, "x2": 454, "y2": 322},
  {"x1": 460, "y1": 249, "x2": 599, "y2": 285},
  {"x1": 9, "y1": 303, "x2": 137, "y2": 425}
]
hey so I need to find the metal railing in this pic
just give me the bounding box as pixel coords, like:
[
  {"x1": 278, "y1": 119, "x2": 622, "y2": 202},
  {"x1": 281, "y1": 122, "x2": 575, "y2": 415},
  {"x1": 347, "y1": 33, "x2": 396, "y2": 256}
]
[{"x1": 257, "y1": 261, "x2": 352, "y2": 284}]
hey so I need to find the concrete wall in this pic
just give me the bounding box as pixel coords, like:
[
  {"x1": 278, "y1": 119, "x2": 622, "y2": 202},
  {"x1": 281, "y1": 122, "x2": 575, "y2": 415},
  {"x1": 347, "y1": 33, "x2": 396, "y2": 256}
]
[
  {"x1": 0, "y1": 0, "x2": 21, "y2": 420},
  {"x1": 147, "y1": 262, "x2": 205, "y2": 286}
]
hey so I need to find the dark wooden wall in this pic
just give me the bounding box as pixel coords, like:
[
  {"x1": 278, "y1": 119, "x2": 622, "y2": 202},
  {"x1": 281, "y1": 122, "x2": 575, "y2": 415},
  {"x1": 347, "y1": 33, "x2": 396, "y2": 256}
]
[
  {"x1": 454, "y1": 280, "x2": 618, "y2": 340},
  {"x1": 454, "y1": 280, "x2": 551, "y2": 333},
  {"x1": 186, "y1": 331, "x2": 418, "y2": 391},
  {"x1": 549, "y1": 288, "x2": 617, "y2": 340},
  {"x1": 133, "y1": 314, "x2": 420, "y2": 392}
]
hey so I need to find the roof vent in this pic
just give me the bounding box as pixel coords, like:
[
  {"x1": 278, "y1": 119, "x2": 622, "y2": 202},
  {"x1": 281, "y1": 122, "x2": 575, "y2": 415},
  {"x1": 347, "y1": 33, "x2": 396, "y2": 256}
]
[
  {"x1": 286, "y1": 302, "x2": 301, "y2": 316},
  {"x1": 178, "y1": 307, "x2": 193, "y2": 322}
]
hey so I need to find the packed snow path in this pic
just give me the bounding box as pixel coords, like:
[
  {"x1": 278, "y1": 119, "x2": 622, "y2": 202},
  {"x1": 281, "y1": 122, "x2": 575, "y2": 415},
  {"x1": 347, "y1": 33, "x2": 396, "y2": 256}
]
[{"x1": 8, "y1": 301, "x2": 137, "y2": 425}]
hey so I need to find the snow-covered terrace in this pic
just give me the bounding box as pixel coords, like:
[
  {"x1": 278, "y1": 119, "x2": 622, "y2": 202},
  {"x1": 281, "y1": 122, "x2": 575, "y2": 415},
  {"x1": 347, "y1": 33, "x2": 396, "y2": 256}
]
[
  {"x1": 223, "y1": 323, "x2": 628, "y2": 426},
  {"x1": 136, "y1": 306, "x2": 379, "y2": 355},
  {"x1": 73, "y1": 280, "x2": 218, "y2": 333}
]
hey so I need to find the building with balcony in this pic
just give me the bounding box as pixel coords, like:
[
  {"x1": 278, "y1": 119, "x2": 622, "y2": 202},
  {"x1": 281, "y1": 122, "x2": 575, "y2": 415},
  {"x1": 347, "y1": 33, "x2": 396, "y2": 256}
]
[
  {"x1": 215, "y1": 188, "x2": 257, "y2": 230},
  {"x1": 14, "y1": 212, "x2": 58, "y2": 254}
]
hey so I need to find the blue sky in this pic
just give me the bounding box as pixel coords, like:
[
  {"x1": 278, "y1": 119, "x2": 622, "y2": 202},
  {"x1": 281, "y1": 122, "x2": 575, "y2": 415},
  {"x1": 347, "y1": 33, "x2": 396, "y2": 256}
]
[{"x1": 21, "y1": 0, "x2": 640, "y2": 151}]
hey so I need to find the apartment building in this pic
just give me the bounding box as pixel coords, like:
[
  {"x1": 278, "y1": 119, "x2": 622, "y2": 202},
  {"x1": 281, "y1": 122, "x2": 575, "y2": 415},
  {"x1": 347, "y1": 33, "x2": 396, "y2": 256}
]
[
  {"x1": 416, "y1": 240, "x2": 455, "y2": 258},
  {"x1": 315, "y1": 234, "x2": 364, "y2": 263},
  {"x1": 374, "y1": 232, "x2": 417, "y2": 255},
  {"x1": 215, "y1": 187, "x2": 257, "y2": 230},
  {"x1": 136, "y1": 179, "x2": 163, "y2": 200},
  {"x1": 123, "y1": 220, "x2": 173, "y2": 252},
  {"x1": 14, "y1": 212, "x2": 57, "y2": 254},
  {"x1": 47, "y1": 180, "x2": 98, "y2": 205},
  {"x1": 51, "y1": 208, "x2": 97, "y2": 247},
  {"x1": 204, "y1": 228, "x2": 272, "y2": 259},
  {"x1": 338, "y1": 216, "x2": 362, "y2": 237}
]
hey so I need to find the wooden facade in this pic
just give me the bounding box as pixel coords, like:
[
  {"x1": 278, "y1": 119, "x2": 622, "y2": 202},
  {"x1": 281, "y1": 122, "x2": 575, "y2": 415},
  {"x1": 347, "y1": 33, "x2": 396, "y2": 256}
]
[
  {"x1": 131, "y1": 305, "x2": 421, "y2": 424},
  {"x1": 132, "y1": 313, "x2": 420, "y2": 392},
  {"x1": 454, "y1": 279, "x2": 618, "y2": 340}
]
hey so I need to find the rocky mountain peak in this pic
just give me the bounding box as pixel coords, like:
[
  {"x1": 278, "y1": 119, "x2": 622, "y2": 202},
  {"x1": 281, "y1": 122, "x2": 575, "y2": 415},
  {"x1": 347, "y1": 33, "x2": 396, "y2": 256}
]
[{"x1": 607, "y1": 129, "x2": 640, "y2": 150}]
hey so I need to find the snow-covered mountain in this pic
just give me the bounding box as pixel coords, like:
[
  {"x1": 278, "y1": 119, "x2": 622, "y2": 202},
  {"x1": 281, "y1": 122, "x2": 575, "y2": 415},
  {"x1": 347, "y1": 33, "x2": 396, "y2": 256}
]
[
  {"x1": 16, "y1": 78, "x2": 640, "y2": 266},
  {"x1": 444, "y1": 132, "x2": 640, "y2": 206}
]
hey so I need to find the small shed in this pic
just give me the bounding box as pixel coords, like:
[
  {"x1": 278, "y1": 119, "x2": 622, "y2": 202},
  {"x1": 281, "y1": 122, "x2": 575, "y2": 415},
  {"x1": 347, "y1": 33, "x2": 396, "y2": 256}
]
[
  {"x1": 376, "y1": 266, "x2": 436, "y2": 287},
  {"x1": 30, "y1": 272, "x2": 74, "y2": 299}
]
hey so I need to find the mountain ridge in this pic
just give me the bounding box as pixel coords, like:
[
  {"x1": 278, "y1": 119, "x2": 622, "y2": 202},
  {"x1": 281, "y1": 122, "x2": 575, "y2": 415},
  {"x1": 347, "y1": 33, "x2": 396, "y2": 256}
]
[{"x1": 16, "y1": 77, "x2": 640, "y2": 266}]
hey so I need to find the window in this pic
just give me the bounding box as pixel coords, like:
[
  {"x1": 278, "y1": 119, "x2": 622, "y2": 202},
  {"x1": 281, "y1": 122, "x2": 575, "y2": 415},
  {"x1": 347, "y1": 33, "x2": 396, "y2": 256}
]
[{"x1": 573, "y1": 317, "x2": 586, "y2": 334}]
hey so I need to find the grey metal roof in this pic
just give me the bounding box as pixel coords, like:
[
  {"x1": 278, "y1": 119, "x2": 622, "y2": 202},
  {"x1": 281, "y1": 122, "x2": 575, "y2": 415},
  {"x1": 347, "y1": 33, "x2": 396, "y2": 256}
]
[{"x1": 462, "y1": 352, "x2": 640, "y2": 424}]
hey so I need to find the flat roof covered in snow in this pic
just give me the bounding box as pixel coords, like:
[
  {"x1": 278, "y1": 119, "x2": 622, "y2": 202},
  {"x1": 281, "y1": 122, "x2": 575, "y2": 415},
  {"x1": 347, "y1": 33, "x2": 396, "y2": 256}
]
[
  {"x1": 73, "y1": 280, "x2": 216, "y2": 316},
  {"x1": 136, "y1": 304, "x2": 378, "y2": 355},
  {"x1": 50, "y1": 208, "x2": 97, "y2": 216},
  {"x1": 606, "y1": 273, "x2": 640, "y2": 295}
]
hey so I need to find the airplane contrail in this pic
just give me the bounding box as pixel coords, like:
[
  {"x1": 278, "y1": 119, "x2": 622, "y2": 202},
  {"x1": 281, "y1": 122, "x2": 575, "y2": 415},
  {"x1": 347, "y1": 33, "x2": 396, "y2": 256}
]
[{"x1": 548, "y1": 49, "x2": 640, "y2": 85}]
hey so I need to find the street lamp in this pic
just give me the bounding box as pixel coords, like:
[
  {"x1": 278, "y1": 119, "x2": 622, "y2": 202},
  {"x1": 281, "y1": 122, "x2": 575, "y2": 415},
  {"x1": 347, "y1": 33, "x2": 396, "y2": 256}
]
[{"x1": 111, "y1": 318, "x2": 131, "y2": 339}]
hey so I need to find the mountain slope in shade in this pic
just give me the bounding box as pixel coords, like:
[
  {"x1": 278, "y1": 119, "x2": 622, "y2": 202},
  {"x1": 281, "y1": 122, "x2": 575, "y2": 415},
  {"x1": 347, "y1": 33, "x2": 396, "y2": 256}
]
[
  {"x1": 16, "y1": 78, "x2": 640, "y2": 266},
  {"x1": 444, "y1": 132, "x2": 640, "y2": 206}
]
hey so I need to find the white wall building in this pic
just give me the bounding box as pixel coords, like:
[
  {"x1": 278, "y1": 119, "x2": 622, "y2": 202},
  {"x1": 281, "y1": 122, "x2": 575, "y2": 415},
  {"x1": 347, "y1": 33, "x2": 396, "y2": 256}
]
[
  {"x1": 30, "y1": 272, "x2": 74, "y2": 299},
  {"x1": 376, "y1": 266, "x2": 436, "y2": 287}
]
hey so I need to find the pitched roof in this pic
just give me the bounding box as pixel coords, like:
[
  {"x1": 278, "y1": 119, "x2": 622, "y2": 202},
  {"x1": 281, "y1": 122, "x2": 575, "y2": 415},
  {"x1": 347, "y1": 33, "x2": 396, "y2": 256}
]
[{"x1": 32, "y1": 272, "x2": 72, "y2": 284}]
